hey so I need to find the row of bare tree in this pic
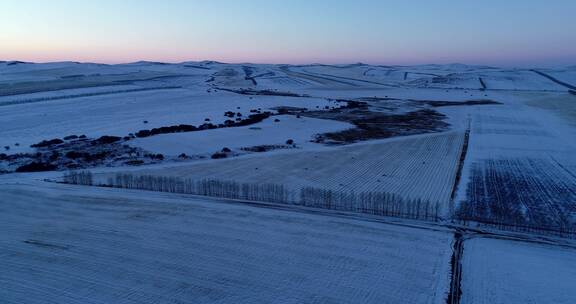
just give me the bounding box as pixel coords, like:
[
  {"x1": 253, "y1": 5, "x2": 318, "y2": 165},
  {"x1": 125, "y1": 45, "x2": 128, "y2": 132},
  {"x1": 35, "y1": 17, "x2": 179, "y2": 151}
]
[
  {"x1": 63, "y1": 171, "x2": 93, "y2": 185},
  {"x1": 63, "y1": 171, "x2": 440, "y2": 221}
]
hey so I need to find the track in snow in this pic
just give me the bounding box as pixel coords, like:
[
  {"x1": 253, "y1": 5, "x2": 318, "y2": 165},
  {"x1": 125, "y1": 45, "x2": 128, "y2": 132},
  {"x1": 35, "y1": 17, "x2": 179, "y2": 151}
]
[{"x1": 531, "y1": 69, "x2": 576, "y2": 90}]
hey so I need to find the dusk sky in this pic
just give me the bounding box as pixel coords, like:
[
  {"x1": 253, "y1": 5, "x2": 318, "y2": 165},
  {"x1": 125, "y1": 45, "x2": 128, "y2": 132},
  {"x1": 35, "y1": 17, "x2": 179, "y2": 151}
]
[{"x1": 1, "y1": 0, "x2": 575, "y2": 66}]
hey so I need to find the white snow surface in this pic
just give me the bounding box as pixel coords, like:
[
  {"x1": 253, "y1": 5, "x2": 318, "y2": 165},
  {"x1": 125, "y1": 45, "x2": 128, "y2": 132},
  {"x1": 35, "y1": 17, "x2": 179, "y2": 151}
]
[
  {"x1": 0, "y1": 181, "x2": 452, "y2": 304},
  {"x1": 461, "y1": 238, "x2": 576, "y2": 304},
  {"x1": 2, "y1": 61, "x2": 576, "y2": 303},
  {"x1": 130, "y1": 115, "x2": 354, "y2": 156}
]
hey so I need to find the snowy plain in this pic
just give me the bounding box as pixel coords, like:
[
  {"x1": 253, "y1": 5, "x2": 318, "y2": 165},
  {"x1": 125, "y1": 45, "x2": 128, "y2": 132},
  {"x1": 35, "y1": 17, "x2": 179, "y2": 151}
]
[
  {"x1": 461, "y1": 238, "x2": 576, "y2": 304},
  {"x1": 1, "y1": 60, "x2": 576, "y2": 303},
  {"x1": 0, "y1": 181, "x2": 452, "y2": 304}
]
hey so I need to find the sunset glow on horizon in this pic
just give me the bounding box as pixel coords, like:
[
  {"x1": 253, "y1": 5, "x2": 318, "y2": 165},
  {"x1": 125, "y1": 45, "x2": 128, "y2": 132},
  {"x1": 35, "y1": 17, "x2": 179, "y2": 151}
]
[{"x1": 1, "y1": 0, "x2": 575, "y2": 67}]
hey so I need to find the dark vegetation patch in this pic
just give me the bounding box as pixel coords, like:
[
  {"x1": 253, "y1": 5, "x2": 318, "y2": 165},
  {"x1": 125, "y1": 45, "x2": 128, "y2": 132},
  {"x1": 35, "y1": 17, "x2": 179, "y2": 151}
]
[
  {"x1": 270, "y1": 106, "x2": 308, "y2": 114},
  {"x1": 211, "y1": 152, "x2": 228, "y2": 159},
  {"x1": 420, "y1": 99, "x2": 501, "y2": 107},
  {"x1": 31, "y1": 138, "x2": 64, "y2": 148},
  {"x1": 569, "y1": 90, "x2": 576, "y2": 96},
  {"x1": 15, "y1": 162, "x2": 57, "y2": 173},
  {"x1": 2, "y1": 136, "x2": 158, "y2": 173},
  {"x1": 134, "y1": 112, "x2": 274, "y2": 138},
  {"x1": 355, "y1": 96, "x2": 501, "y2": 107},
  {"x1": 63, "y1": 135, "x2": 79, "y2": 140},
  {"x1": 240, "y1": 144, "x2": 297, "y2": 153},
  {"x1": 125, "y1": 160, "x2": 145, "y2": 166},
  {"x1": 457, "y1": 158, "x2": 576, "y2": 237},
  {"x1": 300, "y1": 101, "x2": 449, "y2": 144},
  {"x1": 95, "y1": 136, "x2": 122, "y2": 144},
  {"x1": 216, "y1": 87, "x2": 309, "y2": 97},
  {"x1": 293, "y1": 96, "x2": 499, "y2": 144},
  {"x1": 315, "y1": 109, "x2": 448, "y2": 144}
]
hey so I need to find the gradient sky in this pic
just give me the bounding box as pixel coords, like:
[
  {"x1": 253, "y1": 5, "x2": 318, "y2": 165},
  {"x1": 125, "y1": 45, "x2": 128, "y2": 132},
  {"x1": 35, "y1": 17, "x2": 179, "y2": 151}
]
[{"x1": 1, "y1": 0, "x2": 575, "y2": 66}]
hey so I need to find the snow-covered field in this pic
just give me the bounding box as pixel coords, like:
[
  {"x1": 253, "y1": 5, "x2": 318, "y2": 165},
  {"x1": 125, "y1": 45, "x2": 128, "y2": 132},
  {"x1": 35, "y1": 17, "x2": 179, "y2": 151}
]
[
  {"x1": 1, "y1": 60, "x2": 576, "y2": 302},
  {"x1": 130, "y1": 115, "x2": 354, "y2": 156},
  {"x1": 461, "y1": 238, "x2": 576, "y2": 304},
  {"x1": 108, "y1": 130, "x2": 465, "y2": 213},
  {"x1": 0, "y1": 182, "x2": 452, "y2": 304},
  {"x1": 0, "y1": 87, "x2": 339, "y2": 154}
]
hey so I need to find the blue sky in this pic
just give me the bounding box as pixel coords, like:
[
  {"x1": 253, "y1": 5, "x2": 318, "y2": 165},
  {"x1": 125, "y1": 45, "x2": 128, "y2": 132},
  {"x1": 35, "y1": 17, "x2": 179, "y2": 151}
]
[{"x1": 1, "y1": 0, "x2": 574, "y2": 66}]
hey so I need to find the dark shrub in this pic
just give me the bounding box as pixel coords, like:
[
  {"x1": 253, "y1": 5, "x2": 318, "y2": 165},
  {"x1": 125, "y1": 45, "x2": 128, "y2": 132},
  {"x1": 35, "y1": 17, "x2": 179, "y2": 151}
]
[
  {"x1": 96, "y1": 136, "x2": 122, "y2": 144},
  {"x1": 199, "y1": 123, "x2": 216, "y2": 130},
  {"x1": 16, "y1": 162, "x2": 57, "y2": 172},
  {"x1": 233, "y1": 112, "x2": 272, "y2": 126},
  {"x1": 79, "y1": 135, "x2": 87, "y2": 139},
  {"x1": 31, "y1": 138, "x2": 64, "y2": 148},
  {"x1": 286, "y1": 139, "x2": 294, "y2": 145},
  {"x1": 0, "y1": 153, "x2": 7, "y2": 160},
  {"x1": 178, "y1": 153, "x2": 188, "y2": 159},
  {"x1": 204, "y1": 118, "x2": 211, "y2": 121},
  {"x1": 63, "y1": 135, "x2": 78, "y2": 140},
  {"x1": 49, "y1": 151, "x2": 60, "y2": 161},
  {"x1": 135, "y1": 129, "x2": 151, "y2": 137},
  {"x1": 221, "y1": 147, "x2": 231, "y2": 153},
  {"x1": 84, "y1": 152, "x2": 108, "y2": 161},
  {"x1": 274, "y1": 119, "x2": 280, "y2": 122},
  {"x1": 125, "y1": 160, "x2": 144, "y2": 166},
  {"x1": 178, "y1": 124, "x2": 196, "y2": 132},
  {"x1": 65, "y1": 151, "x2": 85, "y2": 159},
  {"x1": 143, "y1": 120, "x2": 149, "y2": 124},
  {"x1": 4, "y1": 146, "x2": 9, "y2": 150},
  {"x1": 211, "y1": 152, "x2": 227, "y2": 159}
]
